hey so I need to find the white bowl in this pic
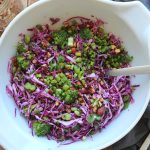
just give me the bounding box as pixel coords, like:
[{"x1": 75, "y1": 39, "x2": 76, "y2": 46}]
[{"x1": 0, "y1": 0, "x2": 150, "y2": 150}]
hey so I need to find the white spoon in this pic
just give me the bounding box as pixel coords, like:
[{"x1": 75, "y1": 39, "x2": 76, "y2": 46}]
[{"x1": 107, "y1": 65, "x2": 150, "y2": 76}]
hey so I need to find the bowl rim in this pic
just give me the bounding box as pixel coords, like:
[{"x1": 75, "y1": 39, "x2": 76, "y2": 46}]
[{"x1": 0, "y1": 0, "x2": 150, "y2": 150}]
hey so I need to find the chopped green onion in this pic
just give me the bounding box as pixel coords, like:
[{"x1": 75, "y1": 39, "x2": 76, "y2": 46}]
[
  {"x1": 71, "y1": 107, "x2": 78, "y2": 111},
  {"x1": 91, "y1": 43, "x2": 96, "y2": 49},
  {"x1": 62, "y1": 113, "x2": 71, "y2": 121},
  {"x1": 63, "y1": 85, "x2": 70, "y2": 91},
  {"x1": 36, "y1": 74, "x2": 42, "y2": 78},
  {"x1": 24, "y1": 82, "x2": 36, "y2": 92},
  {"x1": 74, "y1": 110, "x2": 81, "y2": 116},
  {"x1": 87, "y1": 114, "x2": 101, "y2": 123},
  {"x1": 68, "y1": 37, "x2": 74, "y2": 46},
  {"x1": 67, "y1": 50, "x2": 72, "y2": 54},
  {"x1": 25, "y1": 35, "x2": 31, "y2": 44},
  {"x1": 58, "y1": 56, "x2": 65, "y2": 63},
  {"x1": 76, "y1": 58, "x2": 82, "y2": 63},
  {"x1": 75, "y1": 52, "x2": 81, "y2": 57},
  {"x1": 124, "y1": 101, "x2": 130, "y2": 109}
]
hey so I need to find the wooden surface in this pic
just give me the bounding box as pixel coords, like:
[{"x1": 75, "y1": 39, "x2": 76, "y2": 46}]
[
  {"x1": 0, "y1": 146, "x2": 3, "y2": 150},
  {"x1": 21, "y1": 0, "x2": 37, "y2": 7}
]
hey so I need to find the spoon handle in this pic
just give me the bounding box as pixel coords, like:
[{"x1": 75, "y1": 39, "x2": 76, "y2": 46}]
[{"x1": 108, "y1": 65, "x2": 150, "y2": 76}]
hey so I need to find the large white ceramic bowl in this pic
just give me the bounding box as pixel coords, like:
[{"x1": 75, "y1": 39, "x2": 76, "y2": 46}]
[{"x1": 0, "y1": 0, "x2": 150, "y2": 150}]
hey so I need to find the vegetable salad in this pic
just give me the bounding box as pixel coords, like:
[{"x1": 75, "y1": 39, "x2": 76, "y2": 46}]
[{"x1": 7, "y1": 16, "x2": 135, "y2": 143}]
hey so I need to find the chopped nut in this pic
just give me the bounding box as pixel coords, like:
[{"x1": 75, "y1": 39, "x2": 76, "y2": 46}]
[
  {"x1": 42, "y1": 64, "x2": 47, "y2": 67},
  {"x1": 41, "y1": 40, "x2": 49, "y2": 47},
  {"x1": 67, "y1": 74, "x2": 72, "y2": 79},
  {"x1": 55, "y1": 52, "x2": 59, "y2": 57},
  {"x1": 86, "y1": 24, "x2": 90, "y2": 28},
  {"x1": 46, "y1": 37, "x2": 51, "y2": 41},
  {"x1": 55, "y1": 101, "x2": 59, "y2": 106},
  {"x1": 100, "y1": 98, "x2": 104, "y2": 102},
  {"x1": 98, "y1": 101, "x2": 102, "y2": 107},
  {"x1": 48, "y1": 89, "x2": 53, "y2": 95},
  {"x1": 81, "y1": 102, "x2": 85, "y2": 106},
  {"x1": 80, "y1": 88, "x2": 88, "y2": 94},
  {"x1": 100, "y1": 80, "x2": 104, "y2": 85},
  {"x1": 26, "y1": 51, "x2": 30, "y2": 54},
  {"x1": 111, "y1": 45, "x2": 116, "y2": 49},
  {"x1": 93, "y1": 106, "x2": 97, "y2": 113},
  {"x1": 66, "y1": 109, "x2": 71, "y2": 113},
  {"x1": 70, "y1": 87, "x2": 75, "y2": 90},
  {"x1": 76, "y1": 42, "x2": 80, "y2": 48},
  {"x1": 47, "y1": 52, "x2": 51, "y2": 57},
  {"x1": 88, "y1": 87, "x2": 95, "y2": 94},
  {"x1": 32, "y1": 59, "x2": 37, "y2": 64},
  {"x1": 77, "y1": 81, "x2": 81, "y2": 85},
  {"x1": 40, "y1": 78, "x2": 44, "y2": 82},
  {"x1": 65, "y1": 72, "x2": 69, "y2": 75},
  {"x1": 63, "y1": 21, "x2": 69, "y2": 27},
  {"x1": 93, "y1": 95, "x2": 96, "y2": 99},
  {"x1": 79, "y1": 98, "x2": 83, "y2": 101},
  {"x1": 115, "y1": 49, "x2": 121, "y2": 53},
  {"x1": 73, "y1": 42, "x2": 77, "y2": 47},
  {"x1": 97, "y1": 106, "x2": 106, "y2": 116}
]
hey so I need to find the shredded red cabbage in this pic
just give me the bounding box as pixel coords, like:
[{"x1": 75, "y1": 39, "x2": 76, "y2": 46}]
[{"x1": 6, "y1": 16, "x2": 136, "y2": 143}]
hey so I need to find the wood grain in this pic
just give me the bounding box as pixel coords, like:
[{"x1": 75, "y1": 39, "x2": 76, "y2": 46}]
[
  {"x1": 21, "y1": 0, "x2": 37, "y2": 7},
  {"x1": 0, "y1": 146, "x2": 4, "y2": 150}
]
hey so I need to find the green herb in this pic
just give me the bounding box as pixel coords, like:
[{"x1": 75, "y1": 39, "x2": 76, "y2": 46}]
[
  {"x1": 87, "y1": 114, "x2": 101, "y2": 123},
  {"x1": 63, "y1": 90, "x2": 78, "y2": 104},
  {"x1": 17, "y1": 55, "x2": 30, "y2": 70},
  {"x1": 33, "y1": 121, "x2": 51, "y2": 136},
  {"x1": 53, "y1": 30, "x2": 68, "y2": 48},
  {"x1": 80, "y1": 28, "x2": 92, "y2": 39},
  {"x1": 58, "y1": 56, "x2": 65, "y2": 63},
  {"x1": 17, "y1": 43, "x2": 26, "y2": 54}
]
